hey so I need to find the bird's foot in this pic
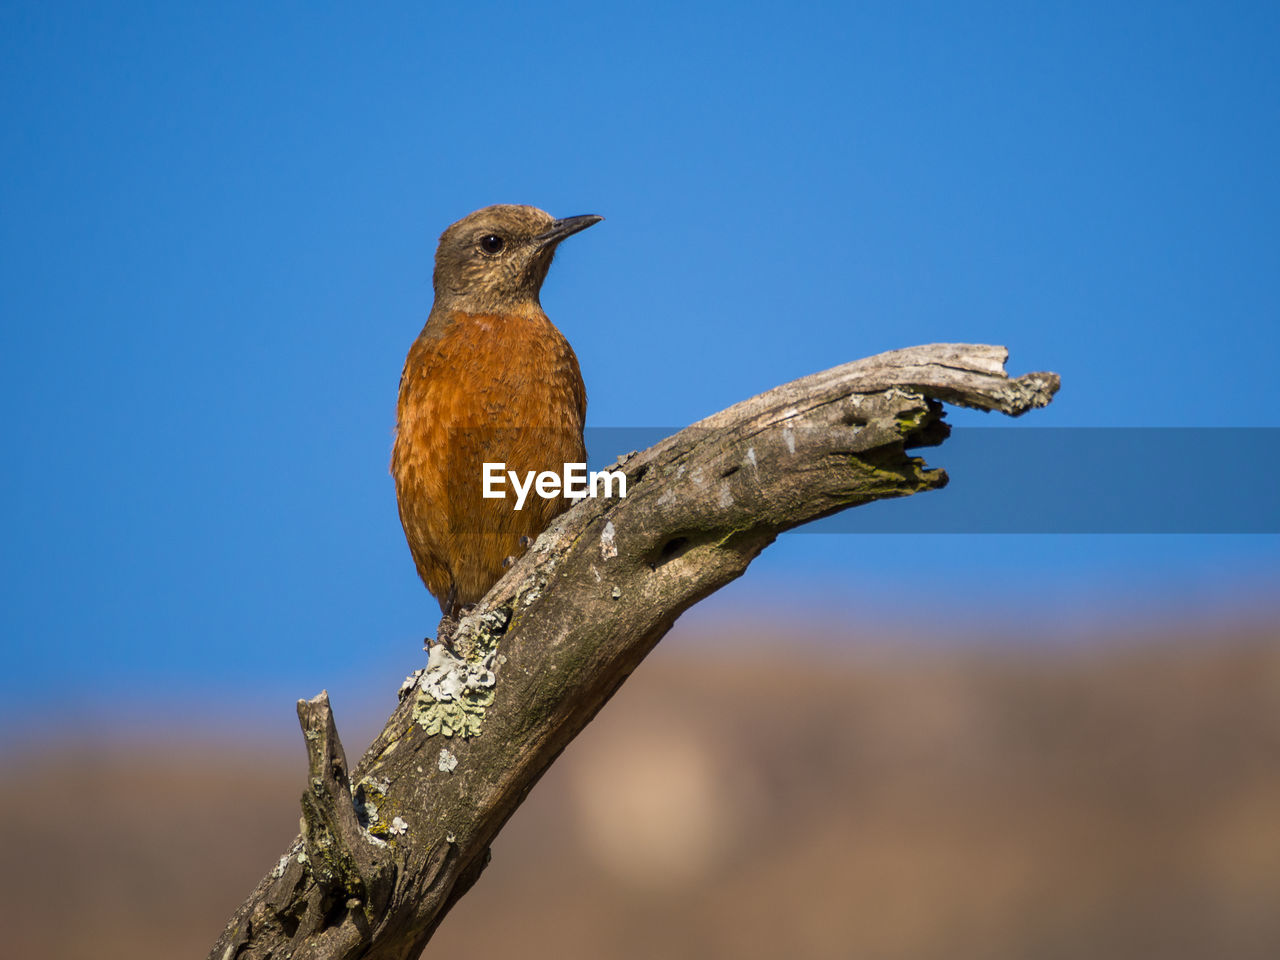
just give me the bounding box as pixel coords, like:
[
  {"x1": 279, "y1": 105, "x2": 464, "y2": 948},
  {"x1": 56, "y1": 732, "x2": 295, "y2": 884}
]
[
  {"x1": 434, "y1": 613, "x2": 459, "y2": 645},
  {"x1": 432, "y1": 603, "x2": 478, "y2": 647}
]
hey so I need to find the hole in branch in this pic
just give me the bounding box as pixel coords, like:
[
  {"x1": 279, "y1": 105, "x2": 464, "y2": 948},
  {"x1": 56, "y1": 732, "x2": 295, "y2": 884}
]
[
  {"x1": 841, "y1": 408, "x2": 870, "y2": 427},
  {"x1": 661, "y1": 536, "x2": 689, "y2": 559},
  {"x1": 649, "y1": 535, "x2": 693, "y2": 569}
]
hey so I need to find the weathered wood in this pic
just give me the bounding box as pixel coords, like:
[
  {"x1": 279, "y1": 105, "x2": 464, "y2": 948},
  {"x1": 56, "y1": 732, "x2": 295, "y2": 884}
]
[{"x1": 210, "y1": 343, "x2": 1060, "y2": 960}]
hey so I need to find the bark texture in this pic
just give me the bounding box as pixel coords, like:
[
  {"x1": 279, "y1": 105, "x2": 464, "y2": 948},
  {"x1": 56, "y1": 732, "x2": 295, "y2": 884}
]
[{"x1": 210, "y1": 343, "x2": 1060, "y2": 960}]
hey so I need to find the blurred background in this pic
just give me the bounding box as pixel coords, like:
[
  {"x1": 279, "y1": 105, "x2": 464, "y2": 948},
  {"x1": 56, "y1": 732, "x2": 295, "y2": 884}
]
[{"x1": 2, "y1": 2, "x2": 1277, "y2": 957}]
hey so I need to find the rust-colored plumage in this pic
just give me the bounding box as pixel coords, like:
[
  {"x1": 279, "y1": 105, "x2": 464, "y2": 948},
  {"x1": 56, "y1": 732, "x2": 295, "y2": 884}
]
[{"x1": 391, "y1": 205, "x2": 600, "y2": 615}]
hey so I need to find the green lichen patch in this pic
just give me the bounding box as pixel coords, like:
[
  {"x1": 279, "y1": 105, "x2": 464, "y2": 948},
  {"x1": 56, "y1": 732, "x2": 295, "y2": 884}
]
[
  {"x1": 452, "y1": 606, "x2": 511, "y2": 662},
  {"x1": 413, "y1": 692, "x2": 493, "y2": 738},
  {"x1": 354, "y1": 776, "x2": 399, "y2": 841},
  {"x1": 846, "y1": 446, "x2": 946, "y2": 499},
  {"x1": 410, "y1": 642, "x2": 498, "y2": 738},
  {"x1": 895, "y1": 406, "x2": 929, "y2": 432}
]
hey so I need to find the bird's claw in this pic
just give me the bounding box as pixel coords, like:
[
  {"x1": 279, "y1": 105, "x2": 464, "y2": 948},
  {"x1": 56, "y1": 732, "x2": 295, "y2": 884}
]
[{"x1": 435, "y1": 613, "x2": 459, "y2": 644}]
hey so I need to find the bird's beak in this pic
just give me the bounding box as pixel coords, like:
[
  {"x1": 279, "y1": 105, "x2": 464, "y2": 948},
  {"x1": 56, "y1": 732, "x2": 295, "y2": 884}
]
[{"x1": 536, "y1": 214, "x2": 604, "y2": 247}]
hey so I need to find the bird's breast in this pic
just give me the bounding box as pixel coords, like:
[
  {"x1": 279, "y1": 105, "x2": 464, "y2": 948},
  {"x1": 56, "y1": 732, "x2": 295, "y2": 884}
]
[{"x1": 392, "y1": 309, "x2": 587, "y2": 486}]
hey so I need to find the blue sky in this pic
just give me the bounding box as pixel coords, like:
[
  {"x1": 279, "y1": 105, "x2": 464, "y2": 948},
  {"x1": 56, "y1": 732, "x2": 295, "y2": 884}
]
[{"x1": 2, "y1": 2, "x2": 1277, "y2": 733}]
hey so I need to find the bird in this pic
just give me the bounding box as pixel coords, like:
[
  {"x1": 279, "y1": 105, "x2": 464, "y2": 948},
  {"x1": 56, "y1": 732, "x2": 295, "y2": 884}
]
[{"x1": 391, "y1": 204, "x2": 602, "y2": 619}]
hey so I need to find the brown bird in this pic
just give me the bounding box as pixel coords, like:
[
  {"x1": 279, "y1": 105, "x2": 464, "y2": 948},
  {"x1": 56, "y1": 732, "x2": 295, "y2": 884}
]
[{"x1": 391, "y1": 204, "x2": 602, "y2": 616}]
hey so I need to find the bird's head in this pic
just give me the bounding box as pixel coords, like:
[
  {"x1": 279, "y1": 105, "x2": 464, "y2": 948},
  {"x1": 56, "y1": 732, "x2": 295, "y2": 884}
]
[{"x1": 432, "y1": 204, "x2": 603, "y2": 314}]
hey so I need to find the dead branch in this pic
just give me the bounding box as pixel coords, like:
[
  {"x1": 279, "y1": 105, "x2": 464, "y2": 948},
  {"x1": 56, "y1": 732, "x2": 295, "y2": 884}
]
[{"x1": 210, "y1": 343, "x2": 1060, "y2": 960}]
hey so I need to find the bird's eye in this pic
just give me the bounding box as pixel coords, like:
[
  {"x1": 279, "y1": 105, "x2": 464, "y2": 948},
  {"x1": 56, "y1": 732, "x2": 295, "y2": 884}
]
[{"x1": 479, "y1": 234, "x2": 505, "y2": 254}]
